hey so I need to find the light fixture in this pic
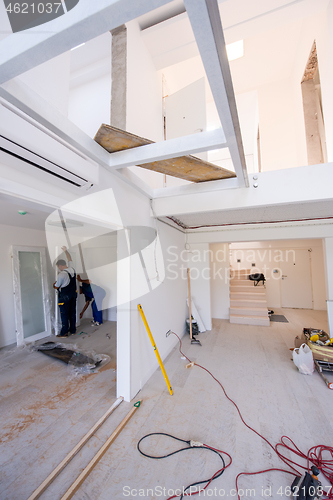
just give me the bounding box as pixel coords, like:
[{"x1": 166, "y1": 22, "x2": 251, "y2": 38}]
[
  {"x1": 47, "y1": 219, "x2": 84, "y2": 228},
  {"x1": 226, "y1": 40, "x2": 244, "y2": 61}
]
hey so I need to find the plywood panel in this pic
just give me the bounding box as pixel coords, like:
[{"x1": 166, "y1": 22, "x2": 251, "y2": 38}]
[{"x1": 94, "y1": 124, "x2": 236, "y2": 183}]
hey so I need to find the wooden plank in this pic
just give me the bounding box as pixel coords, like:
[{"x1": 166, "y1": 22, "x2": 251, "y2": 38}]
[
  {"x1": 27, "y1": 397, "x2": 124, "y2": 500},
  {"x1": 94, "y1": 124, "x2": 236, "y2": 183},
  {"x1": 60, "y1": 400, "x2": 142, "y2": 500}
]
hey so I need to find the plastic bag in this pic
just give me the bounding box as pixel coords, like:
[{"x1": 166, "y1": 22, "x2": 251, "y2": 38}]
[
  {"x1": 293, "y1": 343, "x2": 314, "y2": 375},
  {"x1": 68, "y1": 351, "x2": 111, "y2": 379}
]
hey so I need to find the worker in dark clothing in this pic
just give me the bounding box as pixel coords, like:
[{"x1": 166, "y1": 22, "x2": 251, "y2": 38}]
[
  {"x1": 77, "y1": 274, "x2": 105, "y2": 326},
  {"x1": 53, "y1": 246, "x2": 77, "y2": 337}
]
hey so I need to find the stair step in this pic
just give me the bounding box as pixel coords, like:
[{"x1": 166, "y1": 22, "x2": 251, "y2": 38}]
[
  {"x1": 230, "y1": 314, "x2": 270, "y2": 326},
  {"x1": 230, "y1": 307, "x2": 268, "y2": 317},
  {"x1": 230, "y1": 299, "x2": 267, "y2": 308},
  {"x1": 230, "y1": 292, "x2": 266, "y2": 300},
  {"x1": 230, "y1": 285, "x2": 264, "y2": 292}
]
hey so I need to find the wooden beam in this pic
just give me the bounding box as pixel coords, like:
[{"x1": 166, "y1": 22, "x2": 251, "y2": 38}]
[
  {"x1": 27, "y1": 397, "x2": 124, "y2": 500},
  {"x1": 60, "y1": 401, "x2": 142, "y2": 500},
  {"x1": 95, "y1": 124, "x2": 233, "y2": 182},
  {"x1": 95, "y1": 124, "x2": 227, "y2": 170}
]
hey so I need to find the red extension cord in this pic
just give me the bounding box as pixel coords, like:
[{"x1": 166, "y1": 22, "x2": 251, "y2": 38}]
[{"x1": 167, "y1": 331, "x2": 333, "y2": 500}]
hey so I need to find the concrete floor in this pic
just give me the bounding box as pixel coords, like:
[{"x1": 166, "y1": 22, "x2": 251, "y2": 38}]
[{"x1": 1, "y1": 309, "x2": 333, "y2": 499}]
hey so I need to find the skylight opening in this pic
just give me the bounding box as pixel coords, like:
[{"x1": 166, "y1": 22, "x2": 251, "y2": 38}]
[{"x1": 226, "y1": 40, "x2": 244, "y2": 61}]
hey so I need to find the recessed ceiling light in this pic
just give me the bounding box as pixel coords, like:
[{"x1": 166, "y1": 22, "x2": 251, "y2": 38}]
[
  {"x1": 226, "y1": 40, "x2": 244, "y2": 61},
  {"x1": 71, "y1": 43, "x2": 85, "y2": 51},
  {"x1": 47, "y1": 219, "x2": 84, "y2": 228}
]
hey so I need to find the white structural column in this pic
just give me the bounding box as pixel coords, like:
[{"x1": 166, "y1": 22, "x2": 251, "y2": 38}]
[
  {"x1": 116, "y1": 230, "x2": 132, "y2": 402},
  {"x1": 323, "y1": 237, "x2": 333, "y2": 337},
  {"x1": 184, "y1": 0, "x2": 249, "y2": 187}
]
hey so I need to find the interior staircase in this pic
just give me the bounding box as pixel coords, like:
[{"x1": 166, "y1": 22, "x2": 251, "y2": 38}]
[{"x1": 229, "y1": 269, "x2": 270, "y2": 326}]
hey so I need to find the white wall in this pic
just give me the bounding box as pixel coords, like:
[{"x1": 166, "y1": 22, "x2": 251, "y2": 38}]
[
  {"x1": 130, "y1": 221, "x2": 187, "y2": 398},
  {"x1": 68, "y1": 74, "x2": 111, "y2": 138},
  {"x1": 126, "y1": 19, "x2": 166, "y2": 190},
  {"x1": 126, "y1": 20, "x2": 163, "y2": 142},
  {"x1": 323, "y1": 237, "x2": 333, "y2": 336},
  {"x1": 207, "y1": 90, "x2": 259, "y2": 174},
  {"x1": 229, "y1": 239, "x2": 326, "y2": 310},
  {"x1": 258, "y1": 77, "x2": 299, "y2": 171},
  {"x1": 18, "y1": 53, "x2": 71, "y2": 117},
  {"x1": 0, "y1": 224, "x2": 51, "y2": 348},
  {"x1": 187, "y1": 243, "x2": 212, "y2": 331},
  {"x1": 210, "y1": 243, "x2": 230, "y2": 320},
  {"x1": 289, "y1": 11, "x2": 331, "y2": 168}
]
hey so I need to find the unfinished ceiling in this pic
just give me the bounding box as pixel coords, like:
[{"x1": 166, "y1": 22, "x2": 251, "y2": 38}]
[{"x1": 163, "y1": 199, "x2": 333, "y2": 229}]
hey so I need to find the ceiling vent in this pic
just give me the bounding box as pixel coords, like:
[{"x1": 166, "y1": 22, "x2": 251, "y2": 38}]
[{"x1": 0, "y1": 135, "x2": 94, "y2": 188}]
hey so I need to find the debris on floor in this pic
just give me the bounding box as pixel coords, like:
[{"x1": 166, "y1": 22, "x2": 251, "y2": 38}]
[
  {"x1": 33, "y1": 342, "x2": 110, "y2": 378},
  {"x1": 293, "y1": 328, "x2": 333, "y2": 389}
]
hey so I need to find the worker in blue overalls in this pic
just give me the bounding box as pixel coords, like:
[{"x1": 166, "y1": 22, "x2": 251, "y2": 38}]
[
  {"x1": 77, "y1": 274, "x2": 105, "y2": 326},
  {"x1": 53, "y1": 246, "x2": 77, "y2": 338}
]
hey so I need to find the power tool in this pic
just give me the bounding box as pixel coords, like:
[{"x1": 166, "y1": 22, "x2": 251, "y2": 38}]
[{"x1": 291, "y1": 466, "x2": 322, "y2": 499}]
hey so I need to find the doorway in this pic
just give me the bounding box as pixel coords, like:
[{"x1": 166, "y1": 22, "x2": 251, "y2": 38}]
[
  {"x1": 280, "y1": 249, "x2": 313, "y2": 309},
  {"x1": 12, "y1": 245, "x2": 51, "y2": 345}
]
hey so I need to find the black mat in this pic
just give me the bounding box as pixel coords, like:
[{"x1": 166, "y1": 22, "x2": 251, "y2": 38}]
[{"x1": 270, "y1": 315, "x2": 289, "y2": 323}]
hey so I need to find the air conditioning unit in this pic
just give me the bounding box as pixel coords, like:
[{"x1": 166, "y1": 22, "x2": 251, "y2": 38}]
[{"x1": 0, "y1": 135, "x2": 97, "y2": 188}]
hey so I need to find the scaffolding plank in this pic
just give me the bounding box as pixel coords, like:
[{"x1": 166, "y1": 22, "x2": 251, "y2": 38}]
[{"x1": 94, "y1": 124, "x2": 236, "y2": 183}]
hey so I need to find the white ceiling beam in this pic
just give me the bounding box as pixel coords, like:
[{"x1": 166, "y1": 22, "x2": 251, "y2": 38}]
[
  {"x1": 109, "y1": 129, "x2": 227, "y2": 169},
  {"x1": 184, "y1": 0, "x2": 249, "y2": 188},
  {"x1": 0, "y1": 0, "x2": 174, "y2": 85},
  {"x1": 153, "y1": 176, "x2": 239, "y2": 198},
  {"x1": 153, "y1": 164, "x2": 333, "y2": 218}
]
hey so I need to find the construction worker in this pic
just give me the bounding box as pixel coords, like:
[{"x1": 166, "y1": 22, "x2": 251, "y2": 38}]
[
  {"x1": 53, "y1": 246, "x2": 77, "y2": 337},
  {"x1": 77, "y1": 274, "x2": 105, "y2": 326}
]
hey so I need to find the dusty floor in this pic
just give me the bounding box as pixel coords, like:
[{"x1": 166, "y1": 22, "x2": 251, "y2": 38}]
[
  {"x1": 1, "y1": 310, "x2": 333, "y2": 500},
  {"x1": 0, "y1": 319, "x2": 117, "y2": 500}
]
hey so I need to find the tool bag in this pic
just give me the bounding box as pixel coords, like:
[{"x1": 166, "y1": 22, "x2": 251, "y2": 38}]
[{"x1": 248, "y1": 273, "x2": 266, "y2": 286}]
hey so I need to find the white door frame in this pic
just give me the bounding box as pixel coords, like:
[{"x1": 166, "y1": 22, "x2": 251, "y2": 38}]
[{"x1": 12, "y1": 245, "x2": 51, "y2": 345}]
